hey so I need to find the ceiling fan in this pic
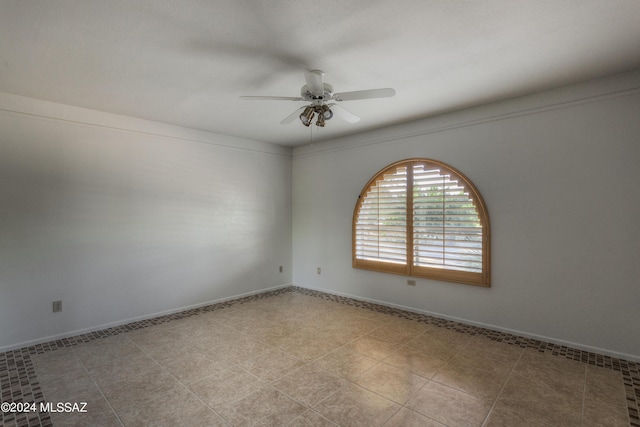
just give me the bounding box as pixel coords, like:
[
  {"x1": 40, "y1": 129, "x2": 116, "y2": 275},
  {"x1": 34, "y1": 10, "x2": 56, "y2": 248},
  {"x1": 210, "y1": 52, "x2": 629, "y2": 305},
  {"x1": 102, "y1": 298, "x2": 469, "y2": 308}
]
[{"x1": 240, "y1": 70, "x2": 395, "y2": 127}]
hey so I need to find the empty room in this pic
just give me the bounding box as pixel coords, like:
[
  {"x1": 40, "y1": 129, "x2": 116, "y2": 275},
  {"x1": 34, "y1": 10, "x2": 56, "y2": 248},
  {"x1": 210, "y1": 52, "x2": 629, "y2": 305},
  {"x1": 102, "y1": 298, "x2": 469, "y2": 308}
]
[{"x1": 1, "y1": 1, "x2": 639, "y2": 426}]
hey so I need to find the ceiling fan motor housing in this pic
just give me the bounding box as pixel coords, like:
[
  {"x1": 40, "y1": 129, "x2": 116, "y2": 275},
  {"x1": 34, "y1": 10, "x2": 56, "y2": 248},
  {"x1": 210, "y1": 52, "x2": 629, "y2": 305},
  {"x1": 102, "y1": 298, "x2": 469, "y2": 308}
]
[{"x1": 301, "y1": 83, "x2": 334, "y2": 104}]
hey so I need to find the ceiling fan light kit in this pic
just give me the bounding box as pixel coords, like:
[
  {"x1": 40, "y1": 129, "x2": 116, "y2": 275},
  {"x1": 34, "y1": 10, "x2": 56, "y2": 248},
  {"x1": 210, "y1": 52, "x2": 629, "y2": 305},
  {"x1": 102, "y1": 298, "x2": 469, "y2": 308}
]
[
  {"x1": 298, "y1": 104, "x2": 333, "y2": 127},
  {"x1": 241, "y1": 70, "x2": 395, "y2": 128},
  {"x1": 299, "y1": 106, "x2": 315, "y2": 127}
]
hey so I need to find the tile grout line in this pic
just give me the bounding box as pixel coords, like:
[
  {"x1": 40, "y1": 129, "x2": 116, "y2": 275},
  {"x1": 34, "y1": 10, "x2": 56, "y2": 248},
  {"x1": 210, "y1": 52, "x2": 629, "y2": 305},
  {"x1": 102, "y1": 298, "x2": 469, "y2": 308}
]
[
  {"x1": 580, "y1": 364, "x2": 588, "y2": 426},
  {"x1": 476, "y1": 339, "x2": 526, "y2": 427},
  {"x1": 70, "y1": 345, "x2": 125, "y2": 427}
]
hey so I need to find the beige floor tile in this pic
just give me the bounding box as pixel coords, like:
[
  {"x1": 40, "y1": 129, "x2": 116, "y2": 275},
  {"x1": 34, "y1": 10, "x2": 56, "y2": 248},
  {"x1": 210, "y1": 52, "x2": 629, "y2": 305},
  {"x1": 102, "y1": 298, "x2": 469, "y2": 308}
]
[
  {"x1": 505, "y1": 356, "x2": 585, "y2": 408},
  {"x1": 315, "y1": 347, "x2": 379, "y2": 381},
  {"x1": 367, "y1": 322, "x2": 424, "y2": 344},
  {"x1": 313, "y1": 309, "x2": 361, "y2": 324},
  {"x1": 125, "y1": 327, "x2": 188, "y2": 354},
  {"x1": 116, "y1": 386, "x2": 229, "y2": 426},
  {"x1": 175, "y1": 327, "x2": 235, "y2": 350},
  {"x1": 48, "y1": 411, "x2": 123, "y2": 427},
  {"x1": 216, "y1": 385, "x2": 307, "y2": 426},
  {"x1": 496, "y1": 360, "x2": 584, "y2": 425},
  {"x1": 213, "y1": 334, "x2": 273, "y2": 363},
  {"x1": 313, "y1": 383, "x2": 401, "y2": 427},
  {"x1": 383, "y1": 407, "x2": 445, "y2": 427},
  {"x1": 185, "y1": 332, "x2": 247, "y2": 360},
  {"x1": 582, "y1": 399, "x2": 631, "y2": 426},
  {"x1": 238, "y1": 348, "x2": 305, "y2": 382},
  {"x1": 423, "y1": 326, "x2": 472, "y2": 346},
  {"x1": 448, "y1": 351, "x2": 517, "y2": 379},
  {"x1": 432, "y1": 361, "x2": 507, "y2": 399},
  {"x1": 354, "y1": 361, "x2": 428, "y2": 404},
  {"x1": 405, "y1": 332, "x2": 466, "y2": 360},
  {"x1": 289, "y1": 409, "x2": 338, "y2": 426},
  {"x1": 229, "y1": 316, "x2": 278, "y2": 335},
  {"x1": 379, "y1": 316, "x2": 430, "y2": 331},
  {"x1": 345, "y1": 335, "x2": 401, "y2": 360},
  {"x1": 405, "y1": 381, "x2": 492, "y2": 427},
  {"x1": 86, "y1": 351, "x2": 165, "y2": 387},
  {"x1": 311, "y1": 326, "x2": 366, "y2": 346},
  {"x1": 273, "y1": 364, "x2": 347, "y2": 407},
  {"x1": 337, "y1": 317, "x2": 383, "y2": 336},
  {"x1": 162, "y1": 352, "x2": 235, "y2": 385},
  {"x1": 585, "y1": 365, "x2": 628, "y2": 404},
  {"x1": 188, "y1": 365, "x2": 266, "y2": 410},
  {"x1": 458, "y1": 336, "x2": 524, "y2": 364},
  {"x1": 582, "y1": 365, "x2": 630, "y2": 426},
  {"x1": 40, "y1": 371, "x2": 100, "y2": 403},
  {"x1": 137, "y1": 338, "x2": 201, "y2": 364},
  {"x1": 499, "y1": 377, "x2": 583, "y2": 415},
  {"x1": 382, "y1": 345, "x2": 447, "y2": 379},
  {"x1": 205, "y1": 306, "x2": 254, "y2": 325},
  {"x1": 168, "y1": 313, "x2": 229, "y2": 335},
  {"x1": 47, "y1": 388, "x2": 119, "y2": 427},
  {"x1": 187, "y1": 311, "x2": 234, "y2": 329},
  {"x1": 485, "y1": 398, "x2": 581, "y2": 427},
  {"x1": 253, "y1": 324, "x2": 300, "y2": 346},
  {"x1": 518, "y1": 348, "x2": 586, "y2": 375},
  {"x1": 73, "y1": 335, "x2": 143, "y2": 368},
  {"x1": 452, "y1": 336, "x2": 522, "y2": 379},
  {"x1": 100, "y1": 370, "x2": 187, "y2": 412},
  {"x1": 351, "y1": 308, "x2": 399, "y2": 323},
  {"x1": 279, "y1": 336, "x2": 341, "y2": 362},
  {"x1": 31, "y1": 349, "x2": 85, "y2": 384}
]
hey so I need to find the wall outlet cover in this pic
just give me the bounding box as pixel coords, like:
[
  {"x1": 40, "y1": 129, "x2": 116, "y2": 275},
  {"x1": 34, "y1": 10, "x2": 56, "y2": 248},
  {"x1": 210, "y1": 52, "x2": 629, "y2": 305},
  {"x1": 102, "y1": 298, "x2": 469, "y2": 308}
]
[{"x1": 52, "y1": 300, "x2": 62, "y2": 312}]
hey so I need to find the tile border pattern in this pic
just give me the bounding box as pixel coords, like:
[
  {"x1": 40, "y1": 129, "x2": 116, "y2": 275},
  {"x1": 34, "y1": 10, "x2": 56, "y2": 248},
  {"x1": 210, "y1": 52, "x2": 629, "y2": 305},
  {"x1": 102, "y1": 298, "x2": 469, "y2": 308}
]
[{"x1": 1, "y1": 285, "x2": 638, "y2": 427}]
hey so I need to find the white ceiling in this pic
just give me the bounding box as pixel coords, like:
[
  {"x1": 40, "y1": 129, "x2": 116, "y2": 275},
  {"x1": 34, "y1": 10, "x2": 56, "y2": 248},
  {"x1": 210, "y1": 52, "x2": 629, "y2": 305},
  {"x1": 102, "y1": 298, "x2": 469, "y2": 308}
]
[{"x1": 1, "y1": 1, "x2": 640, "y2": 147}]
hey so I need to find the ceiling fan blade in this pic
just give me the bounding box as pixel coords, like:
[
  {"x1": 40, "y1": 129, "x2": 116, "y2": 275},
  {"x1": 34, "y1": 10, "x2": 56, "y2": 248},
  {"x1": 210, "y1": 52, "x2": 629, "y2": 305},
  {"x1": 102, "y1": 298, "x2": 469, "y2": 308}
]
[
  {"x1": 240, "y1": 96, "x2": 304, "y2": 101},
  {"x1": 333, "y1": 88, "x2": 396, "y2": 101},
  {"x1": 304, "y1": 70, "x2": 324, "y2": 95},
  {"x1": 280, "y1": 107, "x2": 306, "y2": 124},
  {"x1": 330, "y1": 104, "x2": 360, "y2": 123}
]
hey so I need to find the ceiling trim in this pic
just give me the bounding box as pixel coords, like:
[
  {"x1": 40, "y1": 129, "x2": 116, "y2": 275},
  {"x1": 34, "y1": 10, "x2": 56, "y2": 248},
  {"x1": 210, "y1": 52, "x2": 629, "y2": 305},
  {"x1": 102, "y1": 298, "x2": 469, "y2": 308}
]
[
  {"x1": 293, "y1": 69, "x2": 640, "y2": 159},
  {"x1": 0, "y1": 91, "x2": 292, "y2": 158}
]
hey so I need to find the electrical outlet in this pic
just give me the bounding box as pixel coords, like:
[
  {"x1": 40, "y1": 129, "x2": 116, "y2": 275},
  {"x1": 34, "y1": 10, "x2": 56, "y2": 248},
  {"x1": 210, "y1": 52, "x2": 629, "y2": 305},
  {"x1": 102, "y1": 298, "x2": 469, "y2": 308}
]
[
  {"x1": 279, "y1": 265, "x2": 283, "y2": 273},
  {"x1": 317, "y1": 267, "x2": 321, "y2": 275},
  {"x1": 407, "y1": 279, "x2": 416, "y2": 286},
  {"x1": 52, "y1": 300, "x2": 62, "y2": 312}
]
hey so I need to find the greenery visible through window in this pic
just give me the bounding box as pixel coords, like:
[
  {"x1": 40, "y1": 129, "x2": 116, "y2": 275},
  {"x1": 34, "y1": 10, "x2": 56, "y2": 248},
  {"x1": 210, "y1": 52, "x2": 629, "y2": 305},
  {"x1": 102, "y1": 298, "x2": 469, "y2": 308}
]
[{"x1": 352, "y1": 159, "x2": 490, "y2": 286}]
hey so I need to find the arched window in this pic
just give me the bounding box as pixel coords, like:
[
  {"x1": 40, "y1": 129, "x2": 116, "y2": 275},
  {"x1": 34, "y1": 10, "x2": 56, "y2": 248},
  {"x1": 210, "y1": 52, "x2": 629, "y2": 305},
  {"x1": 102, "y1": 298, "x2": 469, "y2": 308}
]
[{"x1": 352, "y1": 159, "x2": 490, "y2": 286}]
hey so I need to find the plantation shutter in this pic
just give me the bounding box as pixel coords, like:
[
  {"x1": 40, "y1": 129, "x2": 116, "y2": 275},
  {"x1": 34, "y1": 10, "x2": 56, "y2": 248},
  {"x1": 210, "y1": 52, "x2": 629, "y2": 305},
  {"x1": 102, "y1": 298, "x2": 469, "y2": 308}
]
[
  {"x1": 353, "y1": 165, "x2": 408, "y2": 274},
  {"x1": 353, "y1": 158, "x2": 490, "y2": 286},
  {"x1": 412, "y1": 162, "x2": 483, "y2": 273}
]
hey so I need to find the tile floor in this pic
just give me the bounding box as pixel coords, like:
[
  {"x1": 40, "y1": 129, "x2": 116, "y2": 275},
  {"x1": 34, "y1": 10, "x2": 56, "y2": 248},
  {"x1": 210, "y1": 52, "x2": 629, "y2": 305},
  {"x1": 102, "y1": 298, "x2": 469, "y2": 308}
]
[{"x1": 1, "y1": 287, "x2": 638, "y2": 426}]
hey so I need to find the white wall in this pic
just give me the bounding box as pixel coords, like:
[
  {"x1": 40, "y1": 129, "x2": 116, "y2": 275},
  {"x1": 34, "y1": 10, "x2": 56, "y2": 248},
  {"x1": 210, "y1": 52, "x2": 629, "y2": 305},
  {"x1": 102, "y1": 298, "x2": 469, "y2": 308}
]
[
  {"x1": 292, "y1": 70, "x2": 640, "y2": 361},
  {"x1": 0, "y1": 93, "x2": 292, "y2": 351}
]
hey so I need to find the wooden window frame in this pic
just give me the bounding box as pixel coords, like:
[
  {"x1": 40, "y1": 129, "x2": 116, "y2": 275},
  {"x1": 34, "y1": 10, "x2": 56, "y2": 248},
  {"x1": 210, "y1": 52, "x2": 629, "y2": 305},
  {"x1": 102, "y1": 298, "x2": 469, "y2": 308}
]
[{"x1": 352, "y1": 159, "x2": 491, "y2": 287}]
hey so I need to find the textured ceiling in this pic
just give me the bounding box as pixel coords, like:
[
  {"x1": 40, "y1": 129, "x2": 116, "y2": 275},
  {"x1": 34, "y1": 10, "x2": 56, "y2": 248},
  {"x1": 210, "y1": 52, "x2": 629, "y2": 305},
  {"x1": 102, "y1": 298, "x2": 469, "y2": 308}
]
[{"x1": 1, "y1": 0, "x2": 640, "y2": 146}]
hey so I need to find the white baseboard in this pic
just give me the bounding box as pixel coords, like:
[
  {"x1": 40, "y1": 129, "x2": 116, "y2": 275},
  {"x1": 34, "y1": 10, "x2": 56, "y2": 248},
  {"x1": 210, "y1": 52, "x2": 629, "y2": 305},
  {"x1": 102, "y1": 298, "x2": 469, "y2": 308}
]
[
  {"x1": 294, "y1": 284, "x2": 640, "y2": 363},
  {"x1": 0, "y1": 283, "x2": 292, "y2": 353}
]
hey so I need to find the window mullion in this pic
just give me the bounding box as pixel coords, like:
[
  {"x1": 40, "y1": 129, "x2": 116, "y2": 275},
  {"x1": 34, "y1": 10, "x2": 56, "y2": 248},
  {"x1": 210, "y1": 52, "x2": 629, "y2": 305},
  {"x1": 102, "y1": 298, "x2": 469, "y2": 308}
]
[
  {"x1": 407, "y1": 162, "x2": 414, "y2": 275},
  {"x1": 441, "y1": 174, "x2": 446, "y2": 266}
]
